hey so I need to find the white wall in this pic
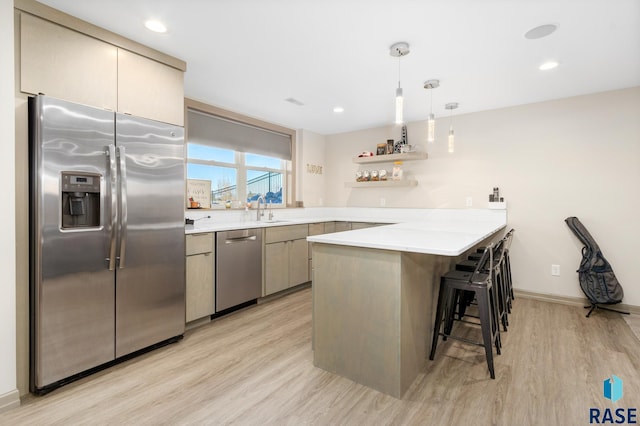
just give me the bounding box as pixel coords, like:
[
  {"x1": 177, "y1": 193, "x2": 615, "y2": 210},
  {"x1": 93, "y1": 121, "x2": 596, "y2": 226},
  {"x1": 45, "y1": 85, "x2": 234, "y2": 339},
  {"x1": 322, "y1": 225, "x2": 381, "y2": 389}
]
[
  {"x1": 0, "y1": 0, "x2": 19, "y2": 411},
  {"x1": 324, "y1": 87, "x2": 640, "y2": 306},
  {"x1": 298, "y1": 129, "x2": 326, "y2": 207}
]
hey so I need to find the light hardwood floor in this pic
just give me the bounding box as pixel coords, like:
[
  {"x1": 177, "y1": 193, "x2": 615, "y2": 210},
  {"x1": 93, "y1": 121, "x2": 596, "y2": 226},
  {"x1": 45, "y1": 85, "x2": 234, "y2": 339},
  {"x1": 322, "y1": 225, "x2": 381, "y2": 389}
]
[{"x1": 2, "y1": 287, "x2": 639, "y2": 425}]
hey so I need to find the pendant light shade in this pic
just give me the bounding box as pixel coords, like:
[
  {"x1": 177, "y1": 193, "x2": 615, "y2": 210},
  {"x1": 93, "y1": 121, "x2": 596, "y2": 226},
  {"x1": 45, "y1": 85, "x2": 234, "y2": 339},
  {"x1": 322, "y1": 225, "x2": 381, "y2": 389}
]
[
  {"x1": 395, "y1": 87, "x2": 404, "y2": 124},
  {"x1": 445, "y1": 102, "x2": 458, "y2": 154},
  {"x1": 390, "y1": 42, "x2": 410, "y2": 125},
  {"x1": 448, "y1": 126, "x2": 455, "y2": 153},
  {"x1": 424, "y1": 79, "x2": 439, "y2": 143},
  {"x1": 428, "y1": 113, "x2": 436, "y2": 142}
]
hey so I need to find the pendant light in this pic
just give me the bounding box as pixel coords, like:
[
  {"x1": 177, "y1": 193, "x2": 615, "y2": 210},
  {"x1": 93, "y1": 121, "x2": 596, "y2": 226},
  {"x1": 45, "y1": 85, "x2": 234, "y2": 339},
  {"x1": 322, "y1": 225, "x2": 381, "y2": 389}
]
[
  {"x1": 423, "y1": 79, "x2": 440, "y2": 143},
  {"x1": 445, "y1": 102, "x2": 458, "y2": 154},
  {"x1": 390, "y1": 42, "x2": 410, "y2": 125}
]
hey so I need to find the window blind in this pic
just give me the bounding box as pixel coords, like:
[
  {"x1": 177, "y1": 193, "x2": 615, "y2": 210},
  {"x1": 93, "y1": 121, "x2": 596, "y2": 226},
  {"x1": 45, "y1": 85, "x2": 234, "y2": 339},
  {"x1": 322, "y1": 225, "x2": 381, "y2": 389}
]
[{"x1": 187, "y1": 109, "x2": 292, "y2": 160}]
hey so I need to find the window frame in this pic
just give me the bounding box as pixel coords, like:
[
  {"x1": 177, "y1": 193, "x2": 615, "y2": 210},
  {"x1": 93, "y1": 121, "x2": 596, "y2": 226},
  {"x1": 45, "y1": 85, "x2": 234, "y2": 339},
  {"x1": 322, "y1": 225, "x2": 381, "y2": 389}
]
[{"x1": 184, "y1": 98, "x2": 297, "y2": 209}]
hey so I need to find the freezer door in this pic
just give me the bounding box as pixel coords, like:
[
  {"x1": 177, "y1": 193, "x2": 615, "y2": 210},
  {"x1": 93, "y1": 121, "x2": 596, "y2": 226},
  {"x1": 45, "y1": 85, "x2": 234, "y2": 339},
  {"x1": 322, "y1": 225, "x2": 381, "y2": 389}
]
[
  {"x1": 30, "y1": 96, "x2": 116, "y2": 390},
  {"x1": 115, "y1": 114, "x2": 185, "y2": 357}
]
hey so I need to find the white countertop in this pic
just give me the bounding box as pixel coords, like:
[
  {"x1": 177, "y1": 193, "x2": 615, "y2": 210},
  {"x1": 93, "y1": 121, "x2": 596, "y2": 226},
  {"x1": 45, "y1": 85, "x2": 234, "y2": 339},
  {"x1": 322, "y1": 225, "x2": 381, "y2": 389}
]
[
  {"x1": 307, "y1": 221, "x2": 505, "y2": 256},
  {"x1": 186, "y1": 207, "x2": 507, "y2": 256},
  {"x1": 185, "y1": 207, "x2": 406, "y2": 234}
]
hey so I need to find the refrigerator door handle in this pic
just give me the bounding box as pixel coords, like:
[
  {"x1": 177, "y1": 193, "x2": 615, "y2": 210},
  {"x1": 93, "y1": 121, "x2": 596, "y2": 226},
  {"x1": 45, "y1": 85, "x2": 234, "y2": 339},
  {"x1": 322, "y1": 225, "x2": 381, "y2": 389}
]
[
  {"x1": 107, "y1": 144, "x2": 118, "y2": 270},
  {"x1": 117, "y1": 146, "x2": 128, "y2": 269}
]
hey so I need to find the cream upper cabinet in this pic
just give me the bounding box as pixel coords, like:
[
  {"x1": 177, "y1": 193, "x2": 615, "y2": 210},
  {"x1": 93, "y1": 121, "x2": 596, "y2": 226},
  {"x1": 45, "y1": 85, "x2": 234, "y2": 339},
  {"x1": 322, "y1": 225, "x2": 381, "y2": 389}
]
[
  {"x1": 117, "y1": 49, "x2": 184, "y2": 126},
  {"x1": 20, "y1": 13, "x2": 118, "y2": 110},
  {"x1": 19, "y1": 13, "x2": 184, "y2": 126}
]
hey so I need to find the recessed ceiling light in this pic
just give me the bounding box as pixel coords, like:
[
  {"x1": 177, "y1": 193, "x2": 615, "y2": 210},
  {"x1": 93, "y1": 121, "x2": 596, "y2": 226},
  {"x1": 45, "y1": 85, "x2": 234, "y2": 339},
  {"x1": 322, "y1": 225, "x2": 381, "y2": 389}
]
[
  {"x1": 333, "y1": 106, "x2": 344, "y2": 113},
  {"x1": 539, "y1": 61, "x2": 559, "y2": 71},
  {"x1": 144, "y1": 20, "x2": 167, "y2": 33},
  {"x1": 525, "y1": 24, "x2": 558, "y2": 40}
]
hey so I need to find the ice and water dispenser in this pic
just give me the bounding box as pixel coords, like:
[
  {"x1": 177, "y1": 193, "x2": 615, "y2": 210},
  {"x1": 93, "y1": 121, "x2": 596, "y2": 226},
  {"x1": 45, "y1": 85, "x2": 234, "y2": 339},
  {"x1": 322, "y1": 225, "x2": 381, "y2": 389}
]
[{"x1": 61, "y1": 171, "x2": 101, "y2": 228}]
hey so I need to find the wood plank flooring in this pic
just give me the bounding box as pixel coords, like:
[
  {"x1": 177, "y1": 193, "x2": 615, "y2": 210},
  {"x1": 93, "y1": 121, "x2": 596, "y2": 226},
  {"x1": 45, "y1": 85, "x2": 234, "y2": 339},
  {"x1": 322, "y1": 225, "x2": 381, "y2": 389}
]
[{"x1": 2, "y1": 287, "x2": 640, "y2": 425}]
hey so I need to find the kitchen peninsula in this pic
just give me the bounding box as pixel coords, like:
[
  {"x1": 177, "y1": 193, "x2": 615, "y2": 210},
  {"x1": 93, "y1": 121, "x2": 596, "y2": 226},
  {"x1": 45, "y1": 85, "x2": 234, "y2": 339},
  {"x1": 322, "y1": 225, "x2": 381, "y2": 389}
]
[{"x1": 307, "y1": 209, "x2": 506, "y2": 398}]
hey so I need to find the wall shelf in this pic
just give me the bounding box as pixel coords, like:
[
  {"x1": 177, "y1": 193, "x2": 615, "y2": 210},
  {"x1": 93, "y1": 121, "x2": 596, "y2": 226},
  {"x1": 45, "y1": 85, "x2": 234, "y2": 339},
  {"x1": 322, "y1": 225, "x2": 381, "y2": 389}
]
[
  {"x1": 352, "y1": 151, "x2": 427, "y2": 164},
  {"x1": 345, "y1": 179, "x2": 418, "y2": 188}
]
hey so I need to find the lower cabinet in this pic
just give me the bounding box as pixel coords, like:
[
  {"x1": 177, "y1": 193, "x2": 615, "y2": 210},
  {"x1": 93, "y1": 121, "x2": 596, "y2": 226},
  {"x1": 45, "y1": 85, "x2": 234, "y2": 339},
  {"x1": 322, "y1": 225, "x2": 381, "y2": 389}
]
[
  {"x1": 185, "y1": 233, "x2": 215, "y2": 322},
  {"x1": 264, "y1": 225, "x2": 309, "y2": 296}
]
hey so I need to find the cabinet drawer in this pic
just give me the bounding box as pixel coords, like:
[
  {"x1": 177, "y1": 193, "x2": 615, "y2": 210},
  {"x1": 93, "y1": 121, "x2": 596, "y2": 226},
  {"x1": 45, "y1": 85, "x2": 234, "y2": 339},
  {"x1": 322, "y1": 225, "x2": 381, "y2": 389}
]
[
  {"x1": 186, "y1": 233, "x2": 214, "y2": 255},
  {"x1": 265, "y1": 224, "x2": 308, "y2": 244}
]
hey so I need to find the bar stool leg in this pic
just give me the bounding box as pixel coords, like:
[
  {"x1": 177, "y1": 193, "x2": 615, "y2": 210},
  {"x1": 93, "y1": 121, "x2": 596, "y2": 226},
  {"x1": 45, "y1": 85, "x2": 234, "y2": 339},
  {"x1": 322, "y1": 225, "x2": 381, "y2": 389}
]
[
  {"x1": 506, "y1": 252, "x2": 514, "y2": 304},
  {"x1": 495, "y1": 268, "x2": 508, "y2": 331},
  {"x1": 489, "y1": 284, "x2": 501, "y2": 355},
  {"x1": 476, "y1": 287, "x2": 496, "y2": 379},
  {"x1": 443, "y1": 288, "x2": 459, "y2": 338},
  {"x1": 429, "y1": 278, "x2": 448, "y2": 360}
]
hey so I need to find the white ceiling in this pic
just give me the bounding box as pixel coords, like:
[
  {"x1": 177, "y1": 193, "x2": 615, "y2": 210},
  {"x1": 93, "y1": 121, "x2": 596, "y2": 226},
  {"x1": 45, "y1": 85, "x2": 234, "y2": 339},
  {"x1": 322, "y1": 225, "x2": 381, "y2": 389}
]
[{"x1": 38, "y1": 0, "x2": 640, "y2": 135}]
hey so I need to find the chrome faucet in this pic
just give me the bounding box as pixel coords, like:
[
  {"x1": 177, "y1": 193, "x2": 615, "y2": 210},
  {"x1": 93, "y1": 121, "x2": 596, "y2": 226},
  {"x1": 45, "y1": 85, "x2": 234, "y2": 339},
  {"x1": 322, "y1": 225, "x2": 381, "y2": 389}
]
[{"x1": 256, "y1": 194, "x2": 266, "y2": 221}]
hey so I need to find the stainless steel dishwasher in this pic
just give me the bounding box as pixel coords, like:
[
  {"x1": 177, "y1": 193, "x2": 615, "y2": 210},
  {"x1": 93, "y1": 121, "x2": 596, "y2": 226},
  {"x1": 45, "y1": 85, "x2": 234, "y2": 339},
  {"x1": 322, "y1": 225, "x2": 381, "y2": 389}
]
[{"x1": 216, "y1": 229, "x2": 263, "y2": 312}]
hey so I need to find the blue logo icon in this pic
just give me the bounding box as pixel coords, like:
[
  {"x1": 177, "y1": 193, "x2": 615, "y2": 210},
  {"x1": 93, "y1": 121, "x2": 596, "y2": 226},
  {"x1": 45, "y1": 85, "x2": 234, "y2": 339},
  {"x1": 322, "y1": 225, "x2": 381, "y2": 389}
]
[{"x1": 604, "y1": 375, "x2": 624, "y2": 403}]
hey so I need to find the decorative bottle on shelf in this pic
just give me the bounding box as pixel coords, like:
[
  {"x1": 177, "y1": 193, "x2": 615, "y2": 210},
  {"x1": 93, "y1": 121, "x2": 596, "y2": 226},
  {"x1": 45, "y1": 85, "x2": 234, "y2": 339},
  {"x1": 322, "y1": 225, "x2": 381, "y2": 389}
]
[{"x1": 392, "y1": 161, "x2": 404, "y2": 181}]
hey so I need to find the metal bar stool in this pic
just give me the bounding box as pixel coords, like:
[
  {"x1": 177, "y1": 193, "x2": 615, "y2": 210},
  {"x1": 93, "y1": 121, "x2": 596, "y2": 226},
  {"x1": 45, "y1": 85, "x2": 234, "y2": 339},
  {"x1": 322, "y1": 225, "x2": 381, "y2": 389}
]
[
  {"x1": 456, "y1": 238, "x2": 509, "y2": 331},
  {"x1": 429, "y1": 244, "x2": 501, "y2": 379},
  {"x1": 469, "y1": 229, "x2": 515, "y2": 308}
]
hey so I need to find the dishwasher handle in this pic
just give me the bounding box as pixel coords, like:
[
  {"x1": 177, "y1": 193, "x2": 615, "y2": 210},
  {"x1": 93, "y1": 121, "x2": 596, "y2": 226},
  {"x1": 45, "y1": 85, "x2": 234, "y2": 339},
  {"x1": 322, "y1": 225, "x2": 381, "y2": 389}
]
[{"x1": 224, "y1": 235, "x2": 257, "y2": 244}]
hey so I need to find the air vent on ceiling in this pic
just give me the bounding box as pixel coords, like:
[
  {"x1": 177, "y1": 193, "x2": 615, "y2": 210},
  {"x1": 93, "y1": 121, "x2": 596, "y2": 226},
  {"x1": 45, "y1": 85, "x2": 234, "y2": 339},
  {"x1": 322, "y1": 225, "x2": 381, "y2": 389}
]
[{"x1": 285, "y1": 98, "x2": 305, "y2": 106}]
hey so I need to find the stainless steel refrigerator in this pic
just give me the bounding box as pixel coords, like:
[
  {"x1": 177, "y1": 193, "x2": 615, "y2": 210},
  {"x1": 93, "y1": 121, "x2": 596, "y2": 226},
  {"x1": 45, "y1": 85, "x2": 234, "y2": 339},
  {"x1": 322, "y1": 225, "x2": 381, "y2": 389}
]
[{"x1": 29, "y1": 95, "x2": 186, "y2": 393}]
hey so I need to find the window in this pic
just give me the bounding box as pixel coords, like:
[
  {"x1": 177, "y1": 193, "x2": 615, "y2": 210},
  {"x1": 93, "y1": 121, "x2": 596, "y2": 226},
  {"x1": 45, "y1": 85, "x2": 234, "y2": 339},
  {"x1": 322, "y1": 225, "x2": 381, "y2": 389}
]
[{"x1": 186, "y1": 105, "x2": 294, "y2": 208}]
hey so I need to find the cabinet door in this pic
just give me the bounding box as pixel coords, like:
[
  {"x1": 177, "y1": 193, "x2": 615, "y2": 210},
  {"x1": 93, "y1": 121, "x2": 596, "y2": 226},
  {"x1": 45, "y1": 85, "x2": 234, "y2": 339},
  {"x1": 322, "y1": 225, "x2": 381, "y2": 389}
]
[
  {"x1": 265, "y1": 242, "x2": 289, "y2": 295},
  {"x1": 308, "y1": 223, "x2": 325, "y2": 236},
  {"x1": 289, "y1": 239, "x2": 309, "y2": 287},
  {"x1": 324, "y1": 222, "x2": 336, "y2": 233},
  {"x1": 117, "y1": 49, "x2": 184, "y2": 126},
  {"x1": 334, "y1": 221, "x2": 352, "y2": 232},
  {"x1": 20, "y1": 13, "x2": 117, "y2": 110},
  {"x1": 186, "y1": 252, "x2": 214, "y2": 322}
]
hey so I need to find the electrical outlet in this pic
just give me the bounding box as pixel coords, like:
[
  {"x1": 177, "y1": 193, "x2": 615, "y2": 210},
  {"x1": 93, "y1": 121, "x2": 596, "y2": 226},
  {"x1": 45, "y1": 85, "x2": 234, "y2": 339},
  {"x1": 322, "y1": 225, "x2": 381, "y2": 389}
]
[
  {"x1": 465, "y1": 196, "x2": 473, "y2": 207},
  {"x1": 551, "y1": 264, "x2": 560, "y2": 276},
  {"x1": 380, "y1": 197, "x2": 386, "y2": 207}
]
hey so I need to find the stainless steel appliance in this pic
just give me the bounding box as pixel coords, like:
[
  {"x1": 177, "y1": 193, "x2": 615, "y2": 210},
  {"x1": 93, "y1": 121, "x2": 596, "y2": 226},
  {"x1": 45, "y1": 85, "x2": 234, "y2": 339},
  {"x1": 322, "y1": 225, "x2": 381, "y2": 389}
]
[
  {"x1": 216, "y1": 229, "x2": 263, "y2": 311},
  {"x1": 29, "y1": 95, "x2": 186, "y2": 393}
]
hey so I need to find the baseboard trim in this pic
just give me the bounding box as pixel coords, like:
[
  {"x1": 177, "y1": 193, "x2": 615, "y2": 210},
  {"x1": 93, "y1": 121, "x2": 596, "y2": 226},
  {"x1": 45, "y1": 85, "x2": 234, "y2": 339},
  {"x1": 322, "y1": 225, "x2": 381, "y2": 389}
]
[
  {"x1": 185, "y1": 316, "x2": 211, "y2": 331},
  {"x1": 514, "y1": 289, "x2": 640, "y2": 315},
  {"x1": 0, "y1": 389, "x2": 20, "y2": 413},
  {"x1": 258, "y1": 282, "x2": 311, "y2": 304}
]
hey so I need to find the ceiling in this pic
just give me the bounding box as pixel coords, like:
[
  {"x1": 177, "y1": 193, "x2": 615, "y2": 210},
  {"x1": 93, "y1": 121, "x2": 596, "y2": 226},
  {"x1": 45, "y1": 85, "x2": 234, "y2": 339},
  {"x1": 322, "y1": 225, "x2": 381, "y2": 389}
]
[{"x1": 37, "y1": 0, "x2": 640, "y2": 135}]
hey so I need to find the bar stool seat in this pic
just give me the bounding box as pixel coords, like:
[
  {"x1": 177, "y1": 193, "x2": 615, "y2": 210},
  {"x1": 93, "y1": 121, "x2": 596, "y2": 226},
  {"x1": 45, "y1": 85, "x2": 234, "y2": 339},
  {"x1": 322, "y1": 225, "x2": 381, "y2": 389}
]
[{"x1": 429, "y1": 245, "x2": 501, "y2": 379}]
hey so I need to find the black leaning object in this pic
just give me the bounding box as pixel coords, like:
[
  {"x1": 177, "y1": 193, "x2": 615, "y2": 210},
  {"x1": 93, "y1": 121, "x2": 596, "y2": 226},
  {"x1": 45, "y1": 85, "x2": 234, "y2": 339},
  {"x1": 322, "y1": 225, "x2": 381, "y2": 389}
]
[{"x1": 564, "y1": 216, "x2": 629, "y2": 317}]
